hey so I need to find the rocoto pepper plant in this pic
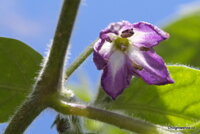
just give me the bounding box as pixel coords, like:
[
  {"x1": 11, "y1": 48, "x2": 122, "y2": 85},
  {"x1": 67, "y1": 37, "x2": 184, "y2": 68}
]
[{"x1": 1, "y1": 0, "x2": 200, "y2": 134}]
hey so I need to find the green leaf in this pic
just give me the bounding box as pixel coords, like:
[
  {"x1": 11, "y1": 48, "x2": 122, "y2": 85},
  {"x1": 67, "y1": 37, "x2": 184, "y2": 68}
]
[
  {"x1": 157, "y1": 9, "x2": 200, "y2": 67},
  {"x1": 0, "y1": 37, "x2": 42, "y2": 122},
  {"x1": 84, "y1": 118, "x2": 132, "y2": 134},
  {"x1": 94, "y1": 66, "x2": 200, "y2": 130}
]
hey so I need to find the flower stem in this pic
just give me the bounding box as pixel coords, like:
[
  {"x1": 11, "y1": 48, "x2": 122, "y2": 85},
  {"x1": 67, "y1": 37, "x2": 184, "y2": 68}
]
[
  {"x1": 51, "y1": 100, "x2": 176, "y2": 134},
  {"x1": 4, "y1": 0, "x2": 80, "y2": 134},
  {"x1": 65, "y1": 40, "x2": 96, "y2": 80}
]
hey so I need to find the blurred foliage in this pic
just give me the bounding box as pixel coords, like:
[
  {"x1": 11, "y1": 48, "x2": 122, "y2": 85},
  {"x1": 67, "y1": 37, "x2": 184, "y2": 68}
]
[
  {"x1": 84, "y1": 118, "x2": 133, "y2": 134},
  {"x1": 67, "y1": 72, "x2": 93, "y2": 102},
  {"x1": 156, "y1": 9, "x2": 200, "y2": 67},
  {"x1": 0, "y1": 37, "x2": 42, "y2": 122}
]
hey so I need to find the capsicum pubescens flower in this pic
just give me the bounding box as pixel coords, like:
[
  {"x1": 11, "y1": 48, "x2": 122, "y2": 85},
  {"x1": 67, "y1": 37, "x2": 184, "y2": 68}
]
[{"x1": 93, "y1": 21, "x2": 174, "y2": 99}]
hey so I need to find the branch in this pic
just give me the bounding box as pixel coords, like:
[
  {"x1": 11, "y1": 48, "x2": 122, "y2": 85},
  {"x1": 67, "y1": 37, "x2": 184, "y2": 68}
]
[
  {"x1": 4, "y1": 0, "x2": 80, "y2": 133},
  {"x1": 51, "y1": 100, "x2": 176, "y2": 134},
  {"x1": 3, "y1": 97, "x2": 45, "y2": 134},
  {"x1": 35, "y1": 0, "x2": 81, "y2": 93},
  {"x1": 65, "y1": 40, "x2": 95, "y2": 80}
]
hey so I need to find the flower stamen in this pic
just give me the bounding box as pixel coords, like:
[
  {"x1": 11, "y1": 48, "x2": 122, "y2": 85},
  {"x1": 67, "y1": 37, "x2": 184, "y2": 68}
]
[
  {"x1": 132, "y1": 62, "x2": 143, "y2": 70},
  {"x1": 139, "y1": 47, "x2": 150, "y2": 51},
  {"x1": 121, "y1": 29, "x2": 134, "y2": 38}
]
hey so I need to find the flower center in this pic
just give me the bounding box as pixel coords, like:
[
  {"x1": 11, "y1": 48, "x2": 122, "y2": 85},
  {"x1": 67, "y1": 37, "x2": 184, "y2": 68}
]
[{"x1": 113, "y1": 37, "x2": 130, "y2": 51}]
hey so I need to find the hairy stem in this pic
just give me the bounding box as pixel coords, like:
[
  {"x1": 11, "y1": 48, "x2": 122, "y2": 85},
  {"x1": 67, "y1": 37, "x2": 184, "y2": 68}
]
[
  {"x1": 65, "y1": 40, "x2": 95, "y2": 80},
  {"x1": 51, "y1": 100, "x2": 175, "y2": 134},
  {"x1": 4, "y1": 0, "x2": 80, "y2": 133},
  {"x1": 36, "y1": 0, "x2": 81, "y2": 93},
  {"x1": 4, "y1": 97, "x2": 45, "y2": 134}
]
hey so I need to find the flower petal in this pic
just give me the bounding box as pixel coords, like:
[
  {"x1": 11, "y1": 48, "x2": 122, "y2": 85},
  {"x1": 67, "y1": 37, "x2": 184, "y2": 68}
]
[
  {"x1": 93, "y1": 39, "x2": 113, "y2": 70},
  {"x1": 101, "y1": 51, "x2": 133, "y2": 99},
  {"x1": 99, "y1": 21, "x2": 133, "y2": 41},
  {"x1": 130, "y1": 21, "x2": 169, "y2": 48},
  {"x1": 93, "y1": 51, "x2": 107, "y2": 70},
  {"x1": 128, "y1": 47, "x2": 174, "y2": 85}
]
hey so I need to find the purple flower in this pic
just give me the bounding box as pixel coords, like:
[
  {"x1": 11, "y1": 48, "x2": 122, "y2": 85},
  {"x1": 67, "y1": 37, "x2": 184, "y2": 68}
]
[{"x1": 93, "y1": 21, "x2": 174, "y2": 99}]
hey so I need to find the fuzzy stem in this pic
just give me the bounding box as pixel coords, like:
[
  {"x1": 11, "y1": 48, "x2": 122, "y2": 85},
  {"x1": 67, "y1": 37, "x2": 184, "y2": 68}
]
[
  {"x1": 65, "y1": 40, "x2": 95, "y2": 80},
  {"x1": 51, "y1": 100, "x2": 175, "y2": 134},
  {"x1": 36, "y1": 0, "x2": 81, "y2": 93},
  {"x1": 4, "y1": 0, "x2": 80, "y2": 133},
  {"x1": 4, "y1": 97, "x2": 46, "y2": 134}
]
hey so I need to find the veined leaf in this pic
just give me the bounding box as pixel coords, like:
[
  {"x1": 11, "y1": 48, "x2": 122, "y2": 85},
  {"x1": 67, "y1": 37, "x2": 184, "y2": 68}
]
[
  {"x1": 94, "y1": 66, "x2": 200, "y2": 132},
  {"x1": 0, "y1": 37, "x2": 42, "y2": 122}
]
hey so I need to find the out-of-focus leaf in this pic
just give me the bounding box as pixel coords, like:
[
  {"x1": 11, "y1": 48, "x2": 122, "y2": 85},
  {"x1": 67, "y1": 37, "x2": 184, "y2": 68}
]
[
  {"x1": 0, "y1": 37, "x2": 42, "y2": 122},
  {"x1": 84, "y1": 118, "x2": 132, "y2": 134},
  {"x1": 67, "y1": 72, "x2": 92, "y2": 102},
  {"x1": 157, "y1": 9, "x2": 200, "y2": 67},
  {"x1": 94, "y1": 66, "x2": 200, "y2": 132},
  {"x1": 84, "y1": 119, "x2": 104, "y2": 133}
]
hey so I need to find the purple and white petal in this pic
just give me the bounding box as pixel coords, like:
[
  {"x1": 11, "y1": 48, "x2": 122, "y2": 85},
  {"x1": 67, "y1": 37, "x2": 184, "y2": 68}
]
[
  {"x1": 130, "y1": 21, "x2": 169, "y2": 48},
  {"x1": 128, "y1": 47, "x2": 173, "y2": 85},
  {"x1": 93, "y1": 51, "x2": 107, "y2": 70},
  {"x1": 99, "y1": 23, "x2": 121, "y2": 40},
  {"x1": 93, "y1": 39, "x2": 113, "y2": 70},
  {"x1": 99, "y1": 21, "x2": 133, "y2": 41},
  {"x1": 101, "y1": 51, "x2": 133, "y2": 99}
]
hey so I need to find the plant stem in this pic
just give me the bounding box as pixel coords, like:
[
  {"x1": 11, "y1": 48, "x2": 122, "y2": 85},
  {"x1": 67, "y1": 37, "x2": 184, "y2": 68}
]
[
  {"x1": 4, "y1": 97, "x2": 45, "y2": 134},
  {"x1": 36, "y1": 0, "x2": 81, "y2": 93},
  {"x1": 51, "y1": 100, "x2": 175, "y2": 134},
  {"x1": 4, "y1": 0, "x2": 80, "y2": 134},
  {"x1": 65, "y1": 40, "x2": 95, "y2": 80}
]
